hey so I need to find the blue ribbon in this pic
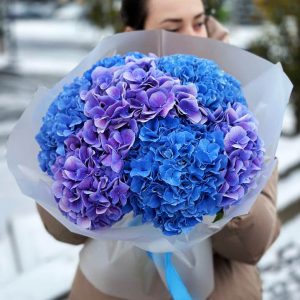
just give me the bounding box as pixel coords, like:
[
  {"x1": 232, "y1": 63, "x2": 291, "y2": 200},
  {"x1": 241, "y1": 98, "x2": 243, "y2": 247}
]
[
  {"x1": 148, "y1": 252, "x2": 193, "y2": 300},
  {"x1": 129, "y1": 218, "x2": 194, "y2": 299}
]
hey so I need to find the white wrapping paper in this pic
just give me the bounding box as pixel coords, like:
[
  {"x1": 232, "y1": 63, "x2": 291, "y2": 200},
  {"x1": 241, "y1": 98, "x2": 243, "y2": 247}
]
[
  {"x1": 6, "y1": 30, "x2": 293, "y2": 300},
  {"x1": 79, "y1": 238, "x2": 213, "y2": 300}
]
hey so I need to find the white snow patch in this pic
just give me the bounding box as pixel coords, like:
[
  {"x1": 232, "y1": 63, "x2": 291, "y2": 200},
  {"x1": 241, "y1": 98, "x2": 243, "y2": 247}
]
[
  {"x1": 276, "y1": 135, "x2": 300, "y2": 173},
  {"x1": 54, "y1": 3, "x2": 87, "y2": 20},
  {"x1": 0, "y1": 53, "x2": 10, "y2": 69},
  {"x1": 12, "y1": 19, "x2": 112, "y2": 46},
  {"x1": 10, "y1": 19, "x2": 113, "y2": 76},
  {"x1": 8, "y1": 212, "x2": 82, "y2": 273},
  {"x1": 278, "y1": 171, "x2": 300, "y2": 210},
  {"x1": 227, "y1": 25, "x2": 263, "y2": 48},
  {"x1": 282, "y1": 104, "x2": 296, "y2": 135},
  {"x1": 259, "y1": 216, "x2": 300, "y2": 300},
  {"x1": 0, "y1": 94, "x2": 28, "y2": 108},
  {"x1": 0, "y1": 160, "x2": 36, "y2": 235},
  {"x1": 0, "y1": 145, "x2": 6, "y2": 161},
  {"x1": 16, "y1": 58, "x2": 84, "y2": 76},
  {"x1": 0, "y1": 121, "x2": 17, "y2": 137},
  {"x1": 259, "y1": 216, "x2": 300, "y2": 268},
  {"x1": 0, "y1": 256, "x2": 78, "y2": 300},
  {"x1": 0, "y1": 233, "x2": 18, "y2": 286}
]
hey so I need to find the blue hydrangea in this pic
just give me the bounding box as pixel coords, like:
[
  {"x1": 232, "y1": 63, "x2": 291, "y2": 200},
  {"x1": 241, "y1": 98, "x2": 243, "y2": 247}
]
[
  {"x1": 157, "y1": 54, "x2": 247, "y2": 110},
  {"x1": 36, "y1": 77, "x2": 90, "y2": 175},
  {"x1": 124, "y1": 116, "x2": 228, "y2": 235}
]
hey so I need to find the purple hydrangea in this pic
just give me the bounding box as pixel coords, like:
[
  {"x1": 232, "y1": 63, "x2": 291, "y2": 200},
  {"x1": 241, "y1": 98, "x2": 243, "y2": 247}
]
[
  {"x1": 218, "y1": 102, "x2": 264, "y2": 207},
  {"x1": 51, "y1": 132, "x2": 130, "y2": 229}
]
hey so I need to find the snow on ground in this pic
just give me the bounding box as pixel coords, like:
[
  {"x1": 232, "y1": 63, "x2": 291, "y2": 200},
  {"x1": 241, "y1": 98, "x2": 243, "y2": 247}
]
[
  {"x1": 277, "y1": 135, "x2": 300, "y2": 173},
  {"x1": 0, "y1": 145, "x2": 6, "y2": 162},
  {"x1": 278, "y1": 171, "x2": 300, "y2": 210},
  {"x1": 0, "y1": 233, "x2": 18, "y2": 286},
  {"x1": 8, "y1": 212, "x2": 81, "y2": 272},
  {"x1": 259, "y1": 216, "x2": 300, "y2": 300},
  {"x1": 0, "y1": 120, "x2": 17, "y2": 138},
  {"x1": 260, "y1": 216, "x2": 300, "y2": 267},
  {"x1": 0, "y1": 159, "x2": 36, "y2": 236},
  {"x1": 10, "y1": 19, "x2": 113, "y2": 76},
  {"x1": 0, "y1": 53, "x2": 9, "y2": 69},
  {"x1": 14, "y1": 55, "x2": 86, "y2": 76},
  {"x1": 227, "y1": 25, "x2": 263, "y2": 48},
  {"x1": 0, "y1": 255, "x2": 79, "y2": 300},
  {"x1": 282, "y1": 104, "x2": 296, "y2": 135},
  {"x1": 0, "y1": 93, "x2": 29, "y2": 108},
  {"x1": 0, "y1": 161, "x2": 82, "y2": 297},
  {"x1": 12, "y1": 19, "x2": 110, "y2": 46}
]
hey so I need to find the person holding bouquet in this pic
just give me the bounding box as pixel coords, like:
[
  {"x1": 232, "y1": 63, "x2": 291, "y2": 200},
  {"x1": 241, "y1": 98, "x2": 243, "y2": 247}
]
[{"x1": 35, "y1": 0, "x2": 281, "y2": 299}]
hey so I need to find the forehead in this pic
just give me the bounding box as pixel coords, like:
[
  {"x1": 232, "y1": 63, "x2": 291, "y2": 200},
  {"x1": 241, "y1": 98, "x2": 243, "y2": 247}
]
[{"x1": 146, "y1": 0, "x2": 205, "y2": 21}]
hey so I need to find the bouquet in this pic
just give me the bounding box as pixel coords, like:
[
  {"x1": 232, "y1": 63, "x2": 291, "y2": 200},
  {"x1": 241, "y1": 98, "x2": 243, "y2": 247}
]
[
  {"x1": 36, "y1": 52, "x2": 264, "y2": 236},
  {"x1": 7, "y1": 30, "x2": 292, "y2": 300}
]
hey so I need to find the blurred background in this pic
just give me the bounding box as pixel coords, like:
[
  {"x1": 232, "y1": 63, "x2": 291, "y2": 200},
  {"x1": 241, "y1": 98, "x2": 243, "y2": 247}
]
[{"x1": 0, "y1": 0, "x2": 299, "y2": 299}]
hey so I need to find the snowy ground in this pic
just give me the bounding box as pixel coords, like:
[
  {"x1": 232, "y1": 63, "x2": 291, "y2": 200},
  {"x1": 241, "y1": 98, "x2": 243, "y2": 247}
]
[
  {"x1": 228, "y1": 24, "x2": 264, "y2": 48},
  {"x1": 11, "y1": 19, "x2": 113, "y2": 76},
  {"x1": 0, "y1": 12, "x2": 299, "y2": 300},
  {"x1": 259, "y1": 216, "x2": 300, "y2": 300}
]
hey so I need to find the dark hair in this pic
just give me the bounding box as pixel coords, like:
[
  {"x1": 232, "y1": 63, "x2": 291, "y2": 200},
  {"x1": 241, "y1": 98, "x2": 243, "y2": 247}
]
[
  {"x1": 121, "y1": 0, "x2": 210, "y2": 31},
  {"x1": 121, "y1": 0, "x2": 149, "y2": 30}
]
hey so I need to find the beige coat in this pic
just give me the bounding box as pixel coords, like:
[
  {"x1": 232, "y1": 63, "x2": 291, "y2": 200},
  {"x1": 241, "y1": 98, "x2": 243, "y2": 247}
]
[{"x1": 36, "y1": 17, "x2": 281, "y2": 300}]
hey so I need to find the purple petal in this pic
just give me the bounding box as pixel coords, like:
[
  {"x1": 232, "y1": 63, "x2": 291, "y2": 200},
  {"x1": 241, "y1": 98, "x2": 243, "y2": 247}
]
[
  {"x1": 77, "y1": 217, "x2": 91, "y2": 229},
  {"x1": 77, "y1": 177, "x2": 93, "y2": 190},
  {"x1": 52, "y1": 181, "x2": 63, "y2": 198},
  {"x1": 107, "y1": 206, "x2": 122, "y2": 221},
  {"x1": 110, "y1": 181, "x2": 129, "y2": 205},
  {"x1": 173, "y1": 84, "x2": 197, "y2": 96},
  {"x1": 96, "y1": 206, "x2": 109, "y2": 214},
  {"x1": 178, "y1": 99, "x2": 202, "y2": 123},
  {"x1": 91, "y1": 67, "x2": 113, "y2": 89},
  {"x1": 226, "y1": 107, "x2": 238, "y2": 123},
  {"x1": 58, "y1": 197, "x2": 71, "y2": 212},
  {"x1": 224, "y1": 126, "x2": 249, "y2": 151},
  {"x1": 101, "y1": 154, "x2": 112, "y2": 167},
  {"x1": 111, "y1": 151, "x2": 123, "y2": 173},
  {"x1": 94, "y1": 117, "x2": 110, "y2": 133},
  {"x1": 106, "y1": 86, "x2": 121, "y2": 100},
  {"x1": 132, "y1": 68, "x2": 147, "y2": 81},
  {"x1": 65, "y1": 135, "x2": 81, "y2": 151},
  {"x1": 64, "y1": 156, "x2": 85, "y2": 172},
  {"x1": 121, "y1": 129, "x2": 135, "y2": 147},
  {"x1": 82, "y1": 120, "x2": 100, "y2": 146},
  {"x1": 123, "y1": 71, "x2": 135, "y2": 82},
  {"x1": 70, "y1": 200, "x2": 83, "y2": 213},
  {"x1": 148, "y1": 91, "x2": 167, "y2": 108},
  {"x1": 225, "y1": 170, "x2": 239, "y2": 186}
]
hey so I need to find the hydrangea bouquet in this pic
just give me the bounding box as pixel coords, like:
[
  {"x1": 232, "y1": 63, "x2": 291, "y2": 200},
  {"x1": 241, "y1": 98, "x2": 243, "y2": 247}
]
[
  {"x1": 7, "y1": 31, "x2": 292, "y2": 300},
  {"x1": 36, "y1": 52, "x2": 264, "y2": 237}
]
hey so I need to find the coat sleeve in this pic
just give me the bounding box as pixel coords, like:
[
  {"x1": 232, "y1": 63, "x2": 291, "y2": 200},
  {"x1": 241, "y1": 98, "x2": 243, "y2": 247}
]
[
  {"x1": 211, "y1": 162, "x2": 281, "y2": 265},
  {"x1": 36, "y1": 204, "x2": 88, "y2": 245}
]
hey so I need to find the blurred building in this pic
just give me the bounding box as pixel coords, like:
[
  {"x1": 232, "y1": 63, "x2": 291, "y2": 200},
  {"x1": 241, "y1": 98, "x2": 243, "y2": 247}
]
[
  {"x1": 0, "y1": 0, "x2": 10, "y2": 69},
  {"x1": 0, "y1": 1, "x2": 5, "y2": 53},
  {"x1": 229, "y1": 0, "x2": 263, "y2": 24}
]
